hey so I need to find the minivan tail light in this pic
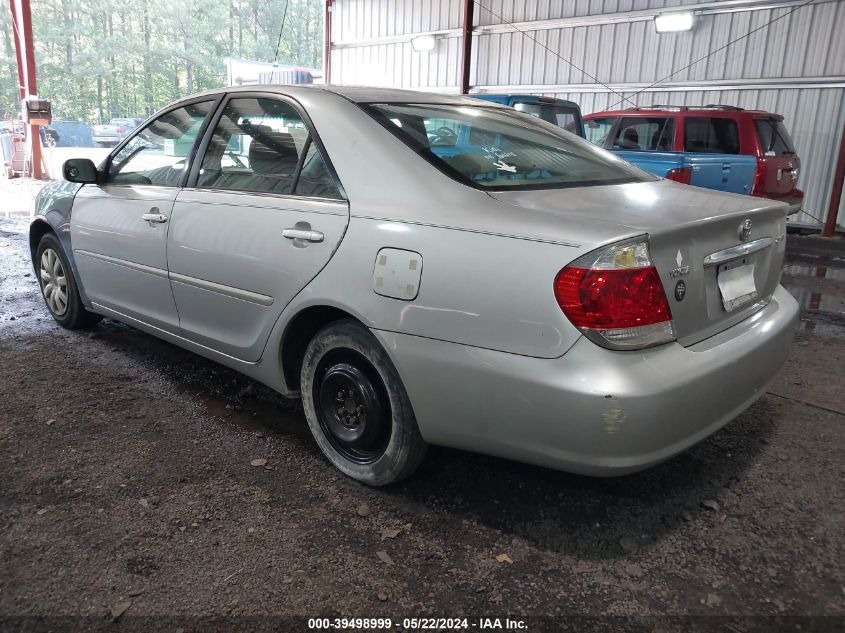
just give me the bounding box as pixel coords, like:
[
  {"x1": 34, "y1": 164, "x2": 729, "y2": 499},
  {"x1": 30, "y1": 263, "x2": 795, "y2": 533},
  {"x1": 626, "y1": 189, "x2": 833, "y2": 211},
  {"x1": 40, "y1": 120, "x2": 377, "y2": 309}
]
[
  {"x1": 665, "y1": 167, "x2": 692, "y2": 184},
  {"x1": 554, "y1": 239, "x2": 675, "y2": 350},
  {"x1": 751, "y1": 157, "x2": 765, "y2": 196}
]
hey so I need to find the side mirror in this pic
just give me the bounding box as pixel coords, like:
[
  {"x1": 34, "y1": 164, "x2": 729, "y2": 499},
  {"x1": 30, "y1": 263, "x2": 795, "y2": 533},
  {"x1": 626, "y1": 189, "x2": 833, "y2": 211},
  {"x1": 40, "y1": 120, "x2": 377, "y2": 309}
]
[{"x1": 63, "y1": 158, "x2": 98, "y2": 184}]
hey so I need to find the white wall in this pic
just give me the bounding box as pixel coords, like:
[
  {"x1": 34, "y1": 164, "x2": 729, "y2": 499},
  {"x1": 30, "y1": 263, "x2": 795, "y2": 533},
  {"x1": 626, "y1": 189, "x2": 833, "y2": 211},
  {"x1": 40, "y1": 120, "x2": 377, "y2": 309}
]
[{"x1": 330, "y1": 0, "x2": 845, "y2": 227}]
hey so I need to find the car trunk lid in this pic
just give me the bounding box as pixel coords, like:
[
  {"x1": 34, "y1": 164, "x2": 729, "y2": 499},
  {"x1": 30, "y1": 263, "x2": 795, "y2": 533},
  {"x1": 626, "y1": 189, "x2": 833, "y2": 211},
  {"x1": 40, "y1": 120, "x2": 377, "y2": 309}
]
[{"x1": 488, "y1": 179, "x2": 789, "y2": 346}]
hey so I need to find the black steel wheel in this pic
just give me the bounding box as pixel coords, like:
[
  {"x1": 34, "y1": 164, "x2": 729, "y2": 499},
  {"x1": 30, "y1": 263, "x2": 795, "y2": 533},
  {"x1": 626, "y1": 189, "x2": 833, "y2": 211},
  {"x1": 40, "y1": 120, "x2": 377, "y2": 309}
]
[
  {"x1": 315, "y1": 353, "x2": 392, "y2": 464},
  {"x1": 301, "y1": 320, "x2": 427, "y2": 485}
]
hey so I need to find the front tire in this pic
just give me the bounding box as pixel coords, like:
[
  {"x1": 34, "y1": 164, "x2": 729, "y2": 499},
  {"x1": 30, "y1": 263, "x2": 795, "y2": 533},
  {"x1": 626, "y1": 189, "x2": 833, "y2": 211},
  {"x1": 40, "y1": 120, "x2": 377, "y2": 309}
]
[
  {"x1": 36, "y1": 233, "x2": 101, "y2": 329},
  {"x1": 301, "y1": 320, "x2": 427, "y2": 486}
]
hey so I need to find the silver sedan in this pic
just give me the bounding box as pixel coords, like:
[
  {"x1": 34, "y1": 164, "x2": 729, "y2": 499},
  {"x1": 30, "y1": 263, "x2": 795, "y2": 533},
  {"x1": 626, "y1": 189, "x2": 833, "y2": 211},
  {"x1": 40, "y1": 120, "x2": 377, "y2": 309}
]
[{"x1": 31, "y1": 86, "x2": 799, "y2": 485}]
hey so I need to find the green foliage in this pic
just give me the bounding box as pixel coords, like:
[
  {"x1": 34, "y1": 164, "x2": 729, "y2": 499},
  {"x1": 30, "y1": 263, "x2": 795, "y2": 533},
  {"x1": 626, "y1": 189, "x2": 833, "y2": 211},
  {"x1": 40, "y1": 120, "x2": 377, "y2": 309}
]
[{"x1": 0, "y1": 0, "x2": 323, "y2": 122}]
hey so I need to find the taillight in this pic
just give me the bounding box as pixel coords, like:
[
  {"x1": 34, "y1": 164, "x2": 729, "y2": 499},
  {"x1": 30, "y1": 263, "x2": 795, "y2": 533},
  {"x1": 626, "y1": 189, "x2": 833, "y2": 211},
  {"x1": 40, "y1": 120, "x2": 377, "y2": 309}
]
[
  {"x1": 115, "y1": 127, "x2": 123, "y2": 133},
  {"x1": 554, "y1": 238, "x2": 675, "y2": 350},
  {"x1": 751, "y1": 158, "x2": 765, "y2": 196},
  {"x1": 665, "y1": 167, "x2": 692, "y2": 184}
]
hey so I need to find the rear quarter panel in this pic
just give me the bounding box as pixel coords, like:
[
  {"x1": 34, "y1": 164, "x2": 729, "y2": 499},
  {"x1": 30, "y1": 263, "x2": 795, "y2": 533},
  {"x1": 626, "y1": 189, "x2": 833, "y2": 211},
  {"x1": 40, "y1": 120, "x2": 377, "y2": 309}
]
[{"x1": 290, "y1": 215, "x2": 585, "y2": 359}]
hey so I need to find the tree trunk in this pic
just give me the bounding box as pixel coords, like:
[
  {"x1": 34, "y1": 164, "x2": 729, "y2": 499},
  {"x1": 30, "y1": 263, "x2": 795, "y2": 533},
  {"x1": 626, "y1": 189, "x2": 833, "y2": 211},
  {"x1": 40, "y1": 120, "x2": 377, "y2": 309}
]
[{"x1": 61, "y1": 0, "x2": 73, "y2": 68}]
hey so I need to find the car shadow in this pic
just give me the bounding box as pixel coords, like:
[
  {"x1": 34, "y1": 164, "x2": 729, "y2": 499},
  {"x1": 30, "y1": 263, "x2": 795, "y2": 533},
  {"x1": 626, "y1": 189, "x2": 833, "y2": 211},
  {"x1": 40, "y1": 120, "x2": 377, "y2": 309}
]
[{"x1": 84, "y1": 316, "x2": 773, "y2": 562}]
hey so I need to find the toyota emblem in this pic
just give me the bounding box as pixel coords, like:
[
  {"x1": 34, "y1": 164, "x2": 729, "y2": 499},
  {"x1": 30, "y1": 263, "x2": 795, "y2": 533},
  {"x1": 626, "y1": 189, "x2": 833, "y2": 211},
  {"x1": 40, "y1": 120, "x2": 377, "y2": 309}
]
[{"x1": 738, "y1": 219, "x2": 752, "y2": 241}]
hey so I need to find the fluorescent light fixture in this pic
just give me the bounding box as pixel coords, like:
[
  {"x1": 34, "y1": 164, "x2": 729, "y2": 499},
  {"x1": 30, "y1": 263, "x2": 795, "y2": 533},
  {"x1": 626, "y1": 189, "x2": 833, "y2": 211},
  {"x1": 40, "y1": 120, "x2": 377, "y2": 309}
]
[
  {"x1": 654, "y1": 12, "x2": 696, "y2": 33},
  {"x1": 411, "y1": 35, "x2": 436, "y2": 52}
]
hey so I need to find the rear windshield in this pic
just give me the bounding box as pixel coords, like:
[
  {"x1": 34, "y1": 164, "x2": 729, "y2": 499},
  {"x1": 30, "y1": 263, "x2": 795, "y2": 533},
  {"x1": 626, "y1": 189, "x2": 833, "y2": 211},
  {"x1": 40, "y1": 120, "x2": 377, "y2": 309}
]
[
  {"x1": 755, "y1": 119, "x2": 796, "y2": 156},
  {"x1": 365, "y1": 103, "x2": 648, "y2": 191},
  {"x1": 684, "y1": 117, "x2": 740, "y2": 154},
  {"x1": 612, "y1": 116, "x2": 675, "y2": 151}
]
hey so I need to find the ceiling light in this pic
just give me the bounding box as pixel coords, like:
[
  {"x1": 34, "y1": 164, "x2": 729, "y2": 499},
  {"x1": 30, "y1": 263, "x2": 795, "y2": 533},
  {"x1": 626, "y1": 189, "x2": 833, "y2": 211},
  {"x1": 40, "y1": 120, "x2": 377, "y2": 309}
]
[
  {"x1": 411, "y1": 35, "x2": 436, "y2": 52},
  {"x1": 654, "y1": 12, "x2": 696, "y2": 33}
]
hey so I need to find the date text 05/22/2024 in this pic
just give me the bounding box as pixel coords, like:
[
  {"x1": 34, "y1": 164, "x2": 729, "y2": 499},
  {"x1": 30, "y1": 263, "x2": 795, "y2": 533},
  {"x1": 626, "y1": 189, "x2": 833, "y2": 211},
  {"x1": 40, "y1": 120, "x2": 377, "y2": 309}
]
[{"x1": 307, "y1": 617, "x2": 528, "y2": 630}]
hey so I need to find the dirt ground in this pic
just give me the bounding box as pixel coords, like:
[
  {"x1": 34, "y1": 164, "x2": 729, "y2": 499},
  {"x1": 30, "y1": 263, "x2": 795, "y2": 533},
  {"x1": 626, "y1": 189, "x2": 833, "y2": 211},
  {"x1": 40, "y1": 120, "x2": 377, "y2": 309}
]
[{"x1": 1, "y1": 181, "x2": 844, "y2": 631}]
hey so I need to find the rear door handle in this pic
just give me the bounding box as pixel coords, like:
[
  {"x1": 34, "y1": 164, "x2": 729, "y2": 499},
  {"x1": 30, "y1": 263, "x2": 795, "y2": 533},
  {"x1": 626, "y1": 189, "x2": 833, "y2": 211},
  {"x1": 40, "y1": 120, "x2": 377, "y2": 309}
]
[
  {"x1": 283, "y1": 228, "x2": 324, "y2": 243},
  {"x1": 142, "y1": 213, "x2": 168, "y2": 223}
]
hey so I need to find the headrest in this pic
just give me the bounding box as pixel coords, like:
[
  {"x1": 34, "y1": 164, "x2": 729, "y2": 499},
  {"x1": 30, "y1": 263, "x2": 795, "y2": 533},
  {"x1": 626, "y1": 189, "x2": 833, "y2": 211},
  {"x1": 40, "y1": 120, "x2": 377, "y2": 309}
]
[{"x1": 248, "y1": 129, "x2": 298, "y2": 175}]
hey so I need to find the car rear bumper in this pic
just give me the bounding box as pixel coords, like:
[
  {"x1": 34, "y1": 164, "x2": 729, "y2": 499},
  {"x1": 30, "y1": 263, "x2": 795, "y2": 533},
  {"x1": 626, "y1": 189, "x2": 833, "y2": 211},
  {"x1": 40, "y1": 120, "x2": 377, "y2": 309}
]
[
  {"x1": 374, "y1": 284, "x2": 799, "y2": 476},
  {"x1": 766, "y1": 189, "x2": 803, "y2": 216}
]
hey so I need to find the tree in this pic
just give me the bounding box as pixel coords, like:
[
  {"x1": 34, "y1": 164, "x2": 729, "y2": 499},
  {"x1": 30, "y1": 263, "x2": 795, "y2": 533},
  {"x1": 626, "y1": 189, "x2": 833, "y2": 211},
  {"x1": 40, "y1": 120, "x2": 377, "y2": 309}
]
[{"x1": 0, "y1": 0, "x2": 324, "y2": 122}]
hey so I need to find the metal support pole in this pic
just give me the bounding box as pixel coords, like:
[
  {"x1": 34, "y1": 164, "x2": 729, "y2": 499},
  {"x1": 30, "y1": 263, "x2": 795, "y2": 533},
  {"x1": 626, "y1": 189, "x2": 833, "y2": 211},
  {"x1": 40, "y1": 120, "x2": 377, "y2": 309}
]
[
  {"x1": 823, "y1": 121, "x2": 845, "y2": 237},
  {"x1": 9, "y1": 0, "x2": 43, "y2": 179},
  {"x1": 324, "y1": 1, "x2": 334, "y2": 85},
  {"x1": 459, "y1": 0, "x2": 474, "y2": 94}
]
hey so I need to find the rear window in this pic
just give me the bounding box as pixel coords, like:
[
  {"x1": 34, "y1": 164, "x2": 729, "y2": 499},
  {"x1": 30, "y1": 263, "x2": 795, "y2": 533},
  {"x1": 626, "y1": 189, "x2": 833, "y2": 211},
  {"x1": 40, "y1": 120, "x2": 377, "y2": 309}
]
[
  {"x1": 513, "y1": 103, "x2": 580, "y2": 132},
  {"x1": 365, "y1": 103, "x2": 649, "y2": 191},
  {"x1": 684, "y1": 117, "x2": 740, "y2": 154},
  {"x1": 612, "y1": 117, "x2": 675, "y2": 151},
  {"x1": 755, "y1": 119, "x2": 796, "y2": 156}
]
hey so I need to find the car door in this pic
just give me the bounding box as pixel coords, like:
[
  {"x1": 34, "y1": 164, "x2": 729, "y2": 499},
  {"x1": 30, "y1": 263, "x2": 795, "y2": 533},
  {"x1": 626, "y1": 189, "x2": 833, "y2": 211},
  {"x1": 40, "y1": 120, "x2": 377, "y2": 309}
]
[
  {"x1": 70, "y1": 98, "x2": 217, "y2": 330},
  {"x1": 167, "y1": 93, "x2": 349, "y2": 361}
]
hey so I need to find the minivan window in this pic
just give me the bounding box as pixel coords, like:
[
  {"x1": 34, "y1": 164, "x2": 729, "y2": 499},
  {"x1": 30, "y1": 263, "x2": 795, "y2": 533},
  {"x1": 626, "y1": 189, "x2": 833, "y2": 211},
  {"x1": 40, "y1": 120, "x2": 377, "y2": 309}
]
[
  {"x1": 684, "y1": 117, "x2": 740, "y2": 154},
  {"x1": 612, "y1": 117, "x2": 675, "y2": 151},
  {"x1": 755, "y1": 119, "x2": 796, "y2": 156},
  {"x1": 366, "y1": 104, "x2": 647, "y2": 191}
]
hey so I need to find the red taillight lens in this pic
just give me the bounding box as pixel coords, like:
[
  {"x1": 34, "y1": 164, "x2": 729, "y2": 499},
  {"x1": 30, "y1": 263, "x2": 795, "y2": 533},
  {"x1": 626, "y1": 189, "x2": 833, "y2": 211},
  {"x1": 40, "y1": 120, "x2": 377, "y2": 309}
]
[
  {"x1": 554, "y1": 266, "x2": 672, "y2": 329},
  {"x1": 751, "y1": 157, "x2": 765, "y2": 196},
  {"x1": 665, "y1": 167, "x2": 692, "y2": 185},
  {"x1": 554, "y1": 239, "x2": 676, "y2": 350},
  {"x1": 115, "y1": 127, "x2": 123, "y2": 133}
]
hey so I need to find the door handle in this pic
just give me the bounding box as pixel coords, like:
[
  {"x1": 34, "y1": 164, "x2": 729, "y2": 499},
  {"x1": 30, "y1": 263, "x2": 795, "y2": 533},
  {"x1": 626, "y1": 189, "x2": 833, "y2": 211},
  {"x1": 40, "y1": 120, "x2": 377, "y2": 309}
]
[
  {"x1": 142, "y1": 213, "x2": 168, "y2": 223},
  {"x1": 283, "y1": 228, "x2": 324, "y2": 243}
]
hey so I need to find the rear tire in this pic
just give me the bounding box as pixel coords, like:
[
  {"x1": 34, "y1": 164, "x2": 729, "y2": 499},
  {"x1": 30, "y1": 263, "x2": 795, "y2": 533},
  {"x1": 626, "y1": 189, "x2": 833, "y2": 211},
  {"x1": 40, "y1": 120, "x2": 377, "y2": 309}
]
[
  {"x1": 36, "y1": 233, "x2": 101, "y2": 330},
  {"x1": 301, "y1": 320, "x2": 427, "y2": 486}
]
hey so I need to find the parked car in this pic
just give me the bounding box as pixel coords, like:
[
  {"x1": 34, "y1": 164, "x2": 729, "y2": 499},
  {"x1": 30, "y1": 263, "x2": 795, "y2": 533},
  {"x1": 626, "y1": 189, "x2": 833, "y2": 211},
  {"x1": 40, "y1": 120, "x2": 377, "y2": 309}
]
[
  {"x1": 92, "y1": 117, "x2": 144, "y2": 147},
  {"x1": 47, "y1": 120, "x2": 97, "y2": 148},
  {"x1": 473, "y1": 94, "x2": 585, "y2": 137},
  {"x1": 584, "y1": 105, "x2": 803, "y2": 214},
  {"x1": 31, "y1": 86, "x2": 798, "y2": 485}
]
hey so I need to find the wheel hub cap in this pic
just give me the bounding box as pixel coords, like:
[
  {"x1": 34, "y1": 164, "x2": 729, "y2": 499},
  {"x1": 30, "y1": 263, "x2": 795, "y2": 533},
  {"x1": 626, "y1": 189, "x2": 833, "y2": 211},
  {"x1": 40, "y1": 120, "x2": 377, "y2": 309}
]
[{"x1": 39, "y1": 248, "x2": 68, "y2": 316}]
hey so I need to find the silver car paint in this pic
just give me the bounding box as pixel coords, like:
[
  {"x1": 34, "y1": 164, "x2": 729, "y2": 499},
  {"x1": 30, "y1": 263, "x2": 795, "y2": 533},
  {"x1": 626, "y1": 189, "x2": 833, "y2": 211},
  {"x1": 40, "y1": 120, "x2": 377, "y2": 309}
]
[
  {"x1": 71, "y1": 184, "x2": 182, "y2": 331},
  {"x1": 31, "y1": 85, "x2": 800, "y2": 476},
  {"x1": 168, "y1": 189, "x2": 349, "y2": 361},
  {"x1": 373, "y1": 285, "x2": 798, "y2": 475}
]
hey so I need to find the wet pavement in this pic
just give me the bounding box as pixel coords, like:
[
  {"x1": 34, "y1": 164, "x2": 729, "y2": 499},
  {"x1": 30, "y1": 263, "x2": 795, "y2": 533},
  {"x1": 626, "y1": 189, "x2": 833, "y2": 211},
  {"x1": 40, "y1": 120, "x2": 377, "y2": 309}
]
[{"x1": 1, "y1": 214, "x2": 844, "y2": 626}]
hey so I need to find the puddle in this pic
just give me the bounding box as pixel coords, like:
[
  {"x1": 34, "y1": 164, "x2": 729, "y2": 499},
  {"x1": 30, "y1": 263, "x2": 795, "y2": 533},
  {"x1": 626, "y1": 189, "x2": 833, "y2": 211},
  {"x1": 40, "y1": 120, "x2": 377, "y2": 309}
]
[{"x1": 188, "y1": 385, "x2": 310, "y2": 439}]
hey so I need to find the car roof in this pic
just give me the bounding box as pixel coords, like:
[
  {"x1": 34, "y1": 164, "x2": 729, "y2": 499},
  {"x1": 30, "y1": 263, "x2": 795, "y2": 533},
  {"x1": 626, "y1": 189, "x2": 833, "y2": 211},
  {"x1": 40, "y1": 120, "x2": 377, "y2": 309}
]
[
  {"x1": 186, "y1": 84, "x2": 499, "y2": 107},
  {"x1": 584, "y1": 107, "x2": 781, "y2": 119}
]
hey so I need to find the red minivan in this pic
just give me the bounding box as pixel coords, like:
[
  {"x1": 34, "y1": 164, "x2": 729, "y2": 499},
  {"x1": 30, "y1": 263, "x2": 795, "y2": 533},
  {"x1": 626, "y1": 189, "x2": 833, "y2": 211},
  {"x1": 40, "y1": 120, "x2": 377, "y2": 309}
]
[{"x1": 583, "y1": 105, "x2": 803, "y2": 214}]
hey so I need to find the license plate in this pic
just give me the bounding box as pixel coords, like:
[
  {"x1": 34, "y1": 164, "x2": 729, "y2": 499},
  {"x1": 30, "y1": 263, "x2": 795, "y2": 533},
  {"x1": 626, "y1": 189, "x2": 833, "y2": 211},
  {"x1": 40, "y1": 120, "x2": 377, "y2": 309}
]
[{"x1": 718, "y1": 262, "x2": 757, "y2": 312}]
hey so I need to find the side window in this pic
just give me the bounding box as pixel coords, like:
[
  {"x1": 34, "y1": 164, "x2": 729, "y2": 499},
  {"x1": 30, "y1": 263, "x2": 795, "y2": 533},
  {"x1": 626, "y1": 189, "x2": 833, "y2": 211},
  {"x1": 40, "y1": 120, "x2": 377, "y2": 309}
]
[
  {"x1": 294, "y1": 139, "x2": 342, "y2": 199},
  {"x1": 584, "y1": 117, "x2": 617, "y2": 147},
  {"x1": 108, "y1": 101, "x2": 214, "y2": 186},
  {"x1": 684, "y1": 117, "x2": 739, "y2": 154},
  {"x1": 197, "y1": 97, "x2": 309, "y2": 195},
  {"x1": 612, "y1": 117, "x2": 675, "y2": 151}
]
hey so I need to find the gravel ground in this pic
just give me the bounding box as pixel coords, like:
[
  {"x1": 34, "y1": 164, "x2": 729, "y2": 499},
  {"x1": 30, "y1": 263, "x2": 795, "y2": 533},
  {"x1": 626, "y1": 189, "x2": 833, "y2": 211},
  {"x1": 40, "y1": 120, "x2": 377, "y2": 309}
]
[{"x1": 1, "y1": 201, "x2": 844, "y2": 631}]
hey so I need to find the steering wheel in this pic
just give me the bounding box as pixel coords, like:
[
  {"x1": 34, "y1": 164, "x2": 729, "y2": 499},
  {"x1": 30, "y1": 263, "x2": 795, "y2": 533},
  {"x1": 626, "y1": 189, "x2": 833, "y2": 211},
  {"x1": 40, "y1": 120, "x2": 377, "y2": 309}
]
[{"x1": 431, "y1": 126, "x2": 458, "y2": 147}]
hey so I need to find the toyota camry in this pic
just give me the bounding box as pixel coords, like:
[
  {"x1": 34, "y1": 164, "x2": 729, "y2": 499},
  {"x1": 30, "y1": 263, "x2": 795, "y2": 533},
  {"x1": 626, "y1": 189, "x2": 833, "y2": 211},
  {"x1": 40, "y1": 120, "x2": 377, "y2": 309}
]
[{"x1": 30, "y1": 86, "x2": 799, "y2": 485}]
